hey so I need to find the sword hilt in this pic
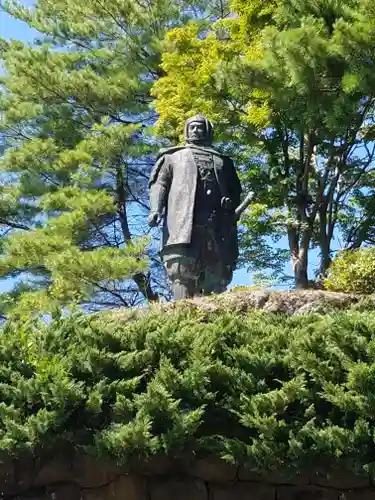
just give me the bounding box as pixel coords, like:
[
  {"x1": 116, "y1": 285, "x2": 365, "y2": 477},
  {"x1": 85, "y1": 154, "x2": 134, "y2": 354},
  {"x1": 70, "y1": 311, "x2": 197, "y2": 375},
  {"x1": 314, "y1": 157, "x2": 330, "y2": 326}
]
[{"x1": 235, "y1": 191, "x2": 255, "y2": 218}]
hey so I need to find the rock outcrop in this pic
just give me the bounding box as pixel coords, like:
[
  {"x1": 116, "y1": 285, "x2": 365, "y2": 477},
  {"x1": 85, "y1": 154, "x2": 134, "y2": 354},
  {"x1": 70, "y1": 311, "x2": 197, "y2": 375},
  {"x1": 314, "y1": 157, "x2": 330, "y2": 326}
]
[{"x1": 109, "y1": 289, "x2": 374, "y2": 323}]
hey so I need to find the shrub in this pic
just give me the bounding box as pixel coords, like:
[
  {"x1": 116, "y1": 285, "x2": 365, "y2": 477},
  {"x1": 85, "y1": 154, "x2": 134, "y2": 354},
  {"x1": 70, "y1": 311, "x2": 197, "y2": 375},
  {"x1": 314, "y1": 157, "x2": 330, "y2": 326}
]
[
  {"x1": 1, "y1": 303, "x2": 375, "y2": 475},
  {"x1": 325, "y1": 248, "x2": 375, "y2": 294}
]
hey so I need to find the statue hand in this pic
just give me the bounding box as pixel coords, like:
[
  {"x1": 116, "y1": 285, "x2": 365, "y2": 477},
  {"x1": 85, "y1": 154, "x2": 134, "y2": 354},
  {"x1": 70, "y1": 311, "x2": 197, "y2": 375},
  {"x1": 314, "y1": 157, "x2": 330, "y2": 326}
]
[
  {"x1": 221, "y1": 197, "x2": 233, "y2": 210},
  {"x1": 148, "y1": 212, "x2": 161, "y2": 227}
]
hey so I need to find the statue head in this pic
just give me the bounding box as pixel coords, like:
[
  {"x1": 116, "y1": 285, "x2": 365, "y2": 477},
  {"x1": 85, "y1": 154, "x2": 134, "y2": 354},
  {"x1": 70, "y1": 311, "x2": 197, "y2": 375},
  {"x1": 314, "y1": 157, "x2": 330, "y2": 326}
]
[{"x1": 184, "y1": 114, "x2": 213, "y2": 146}]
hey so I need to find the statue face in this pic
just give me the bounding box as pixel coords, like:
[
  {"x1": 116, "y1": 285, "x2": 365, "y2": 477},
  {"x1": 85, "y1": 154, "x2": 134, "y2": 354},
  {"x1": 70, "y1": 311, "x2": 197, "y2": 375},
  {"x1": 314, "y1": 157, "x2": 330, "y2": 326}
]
[{"x1": 187, "y1": 121, "x2": 207, "y2": 144}]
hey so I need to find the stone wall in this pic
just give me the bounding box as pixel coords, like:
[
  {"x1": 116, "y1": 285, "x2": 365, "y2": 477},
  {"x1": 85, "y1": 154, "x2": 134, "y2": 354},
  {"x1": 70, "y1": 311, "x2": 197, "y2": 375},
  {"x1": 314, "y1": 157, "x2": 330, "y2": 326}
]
[{"x1": 1, "y1": 454, "x2": 374, "y2": 500}]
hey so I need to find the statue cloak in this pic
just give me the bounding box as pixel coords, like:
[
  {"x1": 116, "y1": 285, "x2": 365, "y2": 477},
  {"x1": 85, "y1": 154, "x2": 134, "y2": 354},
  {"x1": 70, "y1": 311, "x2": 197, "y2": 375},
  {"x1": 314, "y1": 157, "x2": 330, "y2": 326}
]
[{"x1": 149, "y1": 145, "x2": 242, "y2": 260}]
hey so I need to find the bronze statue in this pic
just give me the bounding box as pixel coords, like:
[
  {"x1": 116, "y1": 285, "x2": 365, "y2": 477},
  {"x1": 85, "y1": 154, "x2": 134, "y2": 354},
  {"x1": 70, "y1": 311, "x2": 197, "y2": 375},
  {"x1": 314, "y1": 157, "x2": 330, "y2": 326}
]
[{"x1": 148, "y1": 114, "x2": 243, "y2": 300}]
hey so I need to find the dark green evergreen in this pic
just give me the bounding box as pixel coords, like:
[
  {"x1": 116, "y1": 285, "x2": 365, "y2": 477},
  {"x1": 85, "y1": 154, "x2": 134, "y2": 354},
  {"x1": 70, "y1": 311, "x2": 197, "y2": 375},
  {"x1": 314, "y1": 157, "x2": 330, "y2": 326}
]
[
  {"x1": 1, "y1": 304, "x2": 375, "y2": 475},
  {"x1": 0, "y1": 0, "x2": 229, "y2": 317}
]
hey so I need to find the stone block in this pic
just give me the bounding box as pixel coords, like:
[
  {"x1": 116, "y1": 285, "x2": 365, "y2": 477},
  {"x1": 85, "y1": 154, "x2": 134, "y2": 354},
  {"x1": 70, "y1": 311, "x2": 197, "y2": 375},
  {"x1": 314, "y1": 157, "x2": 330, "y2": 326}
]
[
  {"x1": 47, "y1": 483, "x2": 82, "y2": 500},
  {"x1": 238, "y1": 466, "x2": 309, "y2": 485},
  {"x1": 82, "y1": 485, "x2": 110, "y2": 500},
  {"x1": 310, "y1": 468, "x2": 370, "y2": 489},
  {"x1": 73, "y1": 454, "x2": 117, "y2": 488},
  {"x1": 14, "y1": 454, "x2": 37, "y2": 492},
  {"x1": 34, "y1": 459, "x2": 74, "y2": 486},
  {"x1": 83, "y1": 475, "x2": 147, "y2": 500},
  {"x1": 0, "y1": 457, "x2": 16, "y2": 495},
  {"x1": 0, "y1": 455, "x2": 37, "y2": 495},
  {"x1": 150, "y1": 479, "x2": 207, "y2": 500},
  {"x1": 340, "y1": 489, "x2": 375, "y2": 500},
  {"x1": 209, "y1": 483, "x2": 274, "y2": 500},
  {"x1": 191, "y1": 457, "x2": 237, "y2": 482},
  {"x1": 108, "y1": 476, "x2": 148, "y2": 500},
  {"x1": 131, "y1": 455, "x2": 192, "y2": 476},
  {"x1": 277, "y1": 485, "x2": 338, "y2": 500},
  {"x1": 16, "y1": 495, "x2": 49, "y2": 500}
]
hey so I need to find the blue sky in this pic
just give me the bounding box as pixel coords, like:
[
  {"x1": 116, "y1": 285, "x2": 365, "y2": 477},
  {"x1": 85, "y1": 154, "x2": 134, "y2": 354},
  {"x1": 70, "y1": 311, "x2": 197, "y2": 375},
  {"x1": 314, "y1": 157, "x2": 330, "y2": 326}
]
[{"x1": 0, "y1": 1, "x2": 37, "y2": 41}]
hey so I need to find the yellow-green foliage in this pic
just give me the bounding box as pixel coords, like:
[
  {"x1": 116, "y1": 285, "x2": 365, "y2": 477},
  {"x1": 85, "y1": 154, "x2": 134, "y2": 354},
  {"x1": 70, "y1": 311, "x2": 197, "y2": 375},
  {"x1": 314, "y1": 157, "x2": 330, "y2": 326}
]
[
  {"x1": 325, "y1": 248, "x2": 375, "y2": 294},
  {"x1": 151, "y1": 7, "x2": 273, "y2": 143},
  {"x1": 152, "y1": 0, "x2": 375, "y2": 287},
  {"x1": 2, "y1": 303, "x2": 375, "y2": 475}
]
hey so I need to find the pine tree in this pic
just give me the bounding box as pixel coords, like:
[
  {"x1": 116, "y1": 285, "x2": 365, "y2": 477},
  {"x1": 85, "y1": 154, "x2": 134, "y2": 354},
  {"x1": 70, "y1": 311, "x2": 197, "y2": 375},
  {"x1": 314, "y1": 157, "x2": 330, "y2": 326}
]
[
  {"x1": 153, "y1": 0, "x2": 375, "y2": 288},
  {"x1": 0, "y1": 0, "x2": 225, "y2": 316}
]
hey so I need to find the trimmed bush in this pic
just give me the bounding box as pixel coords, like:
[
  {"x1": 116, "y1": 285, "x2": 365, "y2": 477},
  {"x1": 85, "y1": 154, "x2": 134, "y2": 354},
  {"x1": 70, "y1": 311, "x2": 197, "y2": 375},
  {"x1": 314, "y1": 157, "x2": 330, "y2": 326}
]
[
  {"x1": 325, "y1": 248, "x2": 375, "y2": 294},
  {"x1": 1, "y1": 303, "x2": 375, "y2": 475}
]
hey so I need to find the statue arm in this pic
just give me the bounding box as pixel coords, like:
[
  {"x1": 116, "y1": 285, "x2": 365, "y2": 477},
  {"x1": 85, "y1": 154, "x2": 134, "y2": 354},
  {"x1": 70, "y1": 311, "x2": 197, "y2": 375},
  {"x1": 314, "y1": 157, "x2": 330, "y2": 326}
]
[
  {"x1": 148, "y1": 156, "x2": 172, "y2": 217},
  {"x1": 226, "y1": 158, "x2": 242, "y2": 209}
]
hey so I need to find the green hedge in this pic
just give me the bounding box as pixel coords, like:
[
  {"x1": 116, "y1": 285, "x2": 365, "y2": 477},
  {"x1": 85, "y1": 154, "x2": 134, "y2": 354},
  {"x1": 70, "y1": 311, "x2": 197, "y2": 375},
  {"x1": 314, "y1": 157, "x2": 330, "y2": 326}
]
[{"x1": 1, "y1": 304, "x2": 375, "y2": 474}]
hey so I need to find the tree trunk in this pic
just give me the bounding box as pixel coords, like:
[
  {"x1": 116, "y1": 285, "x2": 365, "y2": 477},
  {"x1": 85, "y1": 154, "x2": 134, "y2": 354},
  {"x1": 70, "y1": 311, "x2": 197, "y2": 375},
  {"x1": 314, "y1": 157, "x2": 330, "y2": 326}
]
[
  {"x1": 319, "y1": 244, "x2": 331, "y2": 278},
  {"x1": 116, "y1": 164, "x2": 158, "y2": 303},
  {"x1": 291, "y1": 247, "x2": 309, "y2": 289},
  {"x1": 318, "y1": 206, "x2": 332, "y2": 278},
  {"x1": 288, "y1": 226, "x2": 310, "y2": 290},
  {"x1": 294, "y1": 259, "x2": 309, "y2": 289}
]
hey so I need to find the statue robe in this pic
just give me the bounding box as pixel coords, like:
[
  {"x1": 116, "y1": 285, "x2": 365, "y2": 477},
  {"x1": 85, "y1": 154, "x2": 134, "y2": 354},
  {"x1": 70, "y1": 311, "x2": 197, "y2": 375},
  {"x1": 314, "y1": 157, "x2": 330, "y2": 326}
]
[{"x1": 149, "y1": 145, "x2": 242, "y2": 265}]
